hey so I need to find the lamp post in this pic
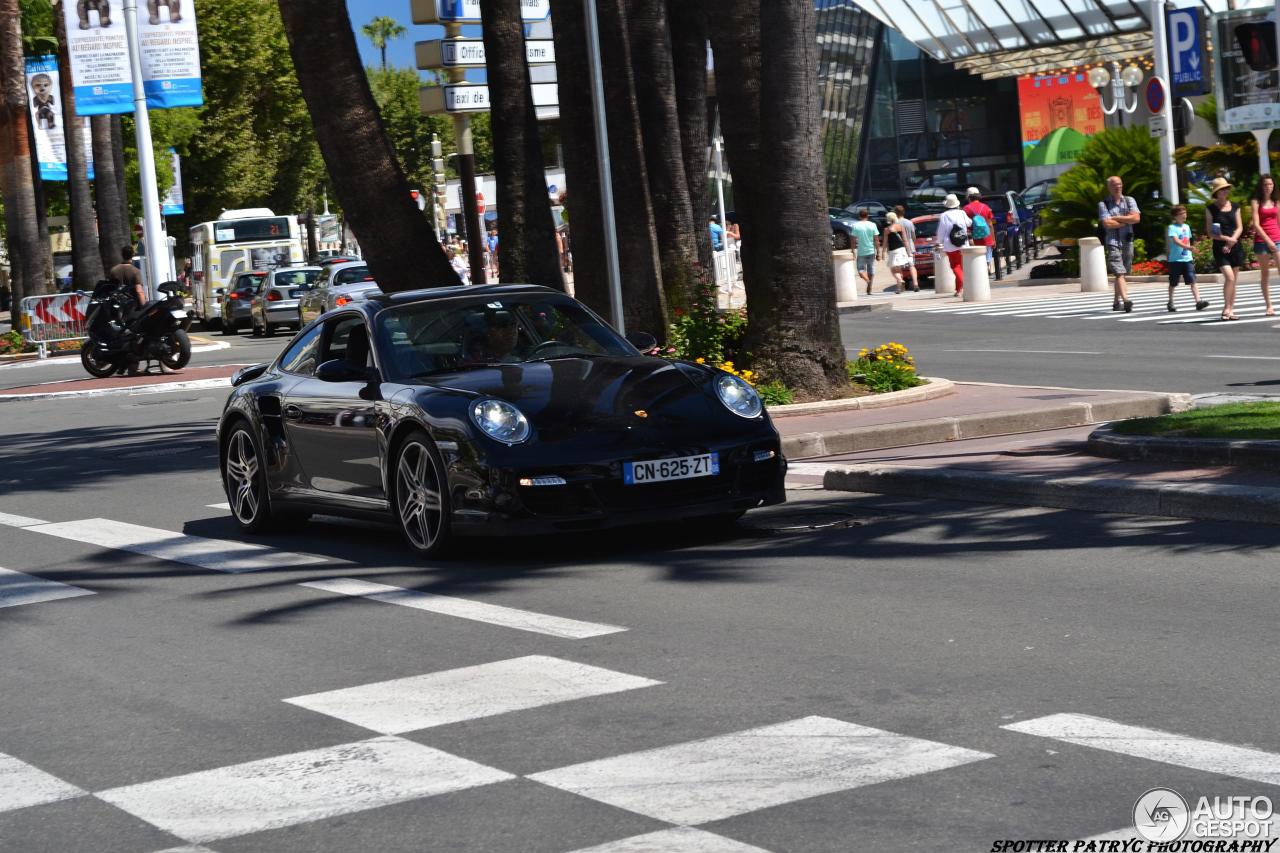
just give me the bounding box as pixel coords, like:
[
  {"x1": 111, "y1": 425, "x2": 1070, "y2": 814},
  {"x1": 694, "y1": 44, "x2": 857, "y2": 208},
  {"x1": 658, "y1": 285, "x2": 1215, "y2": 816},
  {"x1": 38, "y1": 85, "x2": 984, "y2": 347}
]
[{"x1": 1088, "y1": 62, "x2": 1144, "y2": 117}]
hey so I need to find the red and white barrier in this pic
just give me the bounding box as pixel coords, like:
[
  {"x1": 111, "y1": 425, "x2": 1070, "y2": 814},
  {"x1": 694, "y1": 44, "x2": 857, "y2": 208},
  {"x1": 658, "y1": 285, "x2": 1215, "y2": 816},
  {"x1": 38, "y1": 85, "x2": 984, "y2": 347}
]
[{"x1": 19, "y1": 293, "x2": 91, "y2": 359}]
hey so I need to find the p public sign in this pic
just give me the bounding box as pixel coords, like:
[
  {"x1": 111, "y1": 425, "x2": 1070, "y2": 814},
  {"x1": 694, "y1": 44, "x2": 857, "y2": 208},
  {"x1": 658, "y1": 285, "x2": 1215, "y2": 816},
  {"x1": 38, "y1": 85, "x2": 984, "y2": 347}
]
[
  {"x1": 1168, "y1": 7, "x2": 1210, "y2": 97},
  {"x1": 410, "y1": 0, "x2": 549, "y2": 24}
]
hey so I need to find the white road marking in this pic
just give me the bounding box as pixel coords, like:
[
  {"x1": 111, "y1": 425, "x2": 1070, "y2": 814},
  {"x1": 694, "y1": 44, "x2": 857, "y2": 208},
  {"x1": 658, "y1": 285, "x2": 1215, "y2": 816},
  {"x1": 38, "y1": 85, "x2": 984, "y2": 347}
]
[
  {"x1": 1003, "y1": 713, "x2": 1280, "y2": 784},
  {"x1": 566, "y1": 827, "x2": 774, "y2": 852},
  {"x1": 299, "y1": 577, "x2": 627, "y2": 639},
  {"x1": 285, "y1": 655, "x2": 661, "y2": 734},
  {"x1": 23, "y1": 519, "x2": 327, "y2": 573},
  {"x1": 95, "y1": 736, "x2": 512, "y2": 844},
  {"x1": 206, "y1": 502, "x2": 231, "y2": 511},
  {"x1": 528, "y1": 715, "x2": 993, "y2": 825},
  {"x1": 0, "y1": 511, "x2": 48, "y2": 527},
  {"x1": 941, "y1": 349, "x2": 1103, "y2": 355},
  {"x1": 0, "y1": 752, "x2": 87, "y2": 814},
  {"x1": 149, "y1": 847, "x2": 220, "y2": 853},
  {"x1": 0, "y1": 567, "x2": 95, "y2": 609},
  {"x1": 1206, "y1": 354, "x2": 1280, "y2": 360}
]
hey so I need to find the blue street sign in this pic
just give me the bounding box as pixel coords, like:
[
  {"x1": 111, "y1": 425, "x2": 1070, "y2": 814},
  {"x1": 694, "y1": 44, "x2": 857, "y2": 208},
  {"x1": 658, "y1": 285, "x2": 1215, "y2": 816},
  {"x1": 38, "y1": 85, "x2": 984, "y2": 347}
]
[
  {"x1": 1146, "y1": 76, "x2": 1165, "y2": 115},
  {"x1": 1168, "y1": 7, "x2": 1210, "y2": 97}
]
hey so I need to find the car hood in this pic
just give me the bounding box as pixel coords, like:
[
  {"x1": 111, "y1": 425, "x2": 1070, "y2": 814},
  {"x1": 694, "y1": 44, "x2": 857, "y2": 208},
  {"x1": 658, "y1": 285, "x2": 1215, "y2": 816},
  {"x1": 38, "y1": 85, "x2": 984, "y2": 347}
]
[{"x1": 415, "y1": 357, "x2": 731, "y2": 438}]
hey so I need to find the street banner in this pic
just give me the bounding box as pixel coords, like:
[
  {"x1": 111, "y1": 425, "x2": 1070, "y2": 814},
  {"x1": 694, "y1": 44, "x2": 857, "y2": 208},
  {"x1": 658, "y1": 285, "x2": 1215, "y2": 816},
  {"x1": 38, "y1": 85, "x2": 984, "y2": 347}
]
[
  {"x1": 1016, "y1": 70, "x2": 1104, "y2": 168},
  {"x1": 60, "y1": 0, "x2": 203, "y2": 115},
  {"x1": 161, "y1": 148, "x2": 183, "y2": 214},
  {"x1": 25, "y1": 55, "x2": 94, "y2": 182}
]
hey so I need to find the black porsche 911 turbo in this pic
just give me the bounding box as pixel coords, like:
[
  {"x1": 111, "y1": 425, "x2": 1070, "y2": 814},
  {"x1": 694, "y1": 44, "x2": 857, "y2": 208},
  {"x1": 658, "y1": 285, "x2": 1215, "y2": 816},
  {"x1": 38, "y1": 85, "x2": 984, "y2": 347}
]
[{"x1": 217, "y1": 284, "x2": 787, "y2": 557}]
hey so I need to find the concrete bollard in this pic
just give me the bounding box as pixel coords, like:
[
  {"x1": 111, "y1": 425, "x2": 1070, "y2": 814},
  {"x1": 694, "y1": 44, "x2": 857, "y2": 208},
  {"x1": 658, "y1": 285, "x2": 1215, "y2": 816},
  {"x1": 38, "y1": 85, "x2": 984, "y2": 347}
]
[
  {"x1": 1079, "y1": 236, "x2": 1109, "y2": 292},
  {"x1": 961, "y1": 246, "x2": 991, "y2": 301},
  {"x1": 933, "y1": 246, "x2": 956, "y2": 295},
  {"x1": 833, "y1": 250, "x2": 858, "y2": 302}
]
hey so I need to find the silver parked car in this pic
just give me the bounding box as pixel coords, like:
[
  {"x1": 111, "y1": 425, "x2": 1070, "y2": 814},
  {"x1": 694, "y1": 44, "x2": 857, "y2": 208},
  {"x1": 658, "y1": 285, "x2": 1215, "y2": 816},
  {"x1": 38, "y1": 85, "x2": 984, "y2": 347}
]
[
  {"x1": 298, "y1": 261, "x2": 381, "y2": 325},
  {"x1": 220, "y1": 271, "x2": 268, "y2": 335},
  {"x1": 249, "y1": 266, "x2": 321, "y2": 337}
]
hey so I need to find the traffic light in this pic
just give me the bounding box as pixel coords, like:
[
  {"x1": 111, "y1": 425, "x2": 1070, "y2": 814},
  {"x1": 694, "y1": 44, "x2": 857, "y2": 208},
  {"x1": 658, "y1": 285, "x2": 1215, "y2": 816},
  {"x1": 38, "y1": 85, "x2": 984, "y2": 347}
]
[{"x1": 1235, "y1": 21, "x2": 1277, "y2": 72}]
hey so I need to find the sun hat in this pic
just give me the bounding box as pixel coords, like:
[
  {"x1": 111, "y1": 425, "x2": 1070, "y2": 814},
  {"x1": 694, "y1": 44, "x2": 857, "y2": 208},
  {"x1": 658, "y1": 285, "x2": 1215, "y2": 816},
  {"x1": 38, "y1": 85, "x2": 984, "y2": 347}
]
[
  {"x1": 1208, "y1": 177, "x2": 1233, "y2": 194},
  {"x1": 943, "y1": 193, "x2": 961, "y2": 209},
  {"x1": 966, "y1": 186, "x2": 981, "y2": 198}
]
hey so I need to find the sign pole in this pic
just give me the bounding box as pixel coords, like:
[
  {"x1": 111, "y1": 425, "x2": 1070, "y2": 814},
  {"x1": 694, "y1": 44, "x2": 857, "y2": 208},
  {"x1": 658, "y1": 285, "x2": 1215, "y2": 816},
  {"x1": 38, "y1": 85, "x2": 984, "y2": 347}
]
[
  {"x1": 583, "y1": 0, "x2": 624, "y2": 334},
  {"x1": 122, "y1": 0, "x2": 167, "y2": 292},
  {"x1": 1152, "y1": 0, "x2": 1179, "y2": 204},
  {"x1": 444, "y1": 21, "x2": 486, "y2": 285}
]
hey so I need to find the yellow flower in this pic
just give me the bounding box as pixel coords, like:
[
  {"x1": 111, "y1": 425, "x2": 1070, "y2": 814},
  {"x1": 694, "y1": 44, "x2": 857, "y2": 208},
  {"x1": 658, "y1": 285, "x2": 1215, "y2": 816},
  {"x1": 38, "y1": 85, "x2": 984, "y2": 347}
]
[{"x1": 695, "y1": 357, "x2": 705, "y2": 364}]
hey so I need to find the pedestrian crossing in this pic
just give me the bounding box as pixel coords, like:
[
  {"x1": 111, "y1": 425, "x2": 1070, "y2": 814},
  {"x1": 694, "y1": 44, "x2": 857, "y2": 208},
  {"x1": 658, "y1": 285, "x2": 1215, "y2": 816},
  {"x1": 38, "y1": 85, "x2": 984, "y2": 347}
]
[{"x1": 915, "y1": 283, "x2": 1280, "y2": 326}]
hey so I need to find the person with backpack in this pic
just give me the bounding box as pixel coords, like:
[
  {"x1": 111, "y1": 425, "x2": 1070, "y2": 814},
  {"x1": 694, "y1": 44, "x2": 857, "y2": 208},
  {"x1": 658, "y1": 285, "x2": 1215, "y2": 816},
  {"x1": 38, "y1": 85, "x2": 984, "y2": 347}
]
[
  {"x1": 963, "y1": 188, "x2": 996, "y2": 273},
  {"x1": 938, "y1": 194, "x2": 972, "y2": 295}
]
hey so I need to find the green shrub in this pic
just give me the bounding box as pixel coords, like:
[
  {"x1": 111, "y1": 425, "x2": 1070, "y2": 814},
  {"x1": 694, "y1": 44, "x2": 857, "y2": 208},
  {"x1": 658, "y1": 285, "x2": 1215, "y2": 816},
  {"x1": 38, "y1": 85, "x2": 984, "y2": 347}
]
[
  {"x1": 666, "y1": 265, "x2": 746, "y2": 363},
  {"x1": 856, "y1": 360, "x2": 923, "y2": 393},
  {"x1": 756, "y1": 380, "x2": 794, "y2": 407}
]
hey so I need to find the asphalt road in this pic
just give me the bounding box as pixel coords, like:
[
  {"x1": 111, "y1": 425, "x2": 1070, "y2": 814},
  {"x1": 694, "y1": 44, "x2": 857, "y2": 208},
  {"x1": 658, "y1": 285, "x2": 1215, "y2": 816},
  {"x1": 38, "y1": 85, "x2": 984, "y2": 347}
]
[{"x1": 3, "y1": 390, "x2": 1280, "y2": 851}]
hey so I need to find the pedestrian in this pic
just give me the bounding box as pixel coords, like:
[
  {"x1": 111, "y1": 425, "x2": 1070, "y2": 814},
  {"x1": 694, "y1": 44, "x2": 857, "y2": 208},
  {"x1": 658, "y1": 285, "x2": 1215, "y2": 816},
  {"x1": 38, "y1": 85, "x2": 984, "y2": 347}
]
[
  {"x1": 1166, "y1": 205, "x2": 1209, "y2": 313},
  {"x1": 937, "y1": 194, "x2": 971, "y2": 295},
  {"x1": 894, "y1": 205, "x2": 920, "y2": 291},
  {"x1": 1098, "y1": 175, "x2": 1140, "y2": 312},
  {"x1": 1250, "y1": 173, "x2": 1280, "y2": 317},
  {"x1": 850, "y1": 207, "x2": 881, "y2": 295},
  {"x1": 725, "y1": 213, "x2": 741, "y2": 268},
  {"x1": 962, "y1": 187, "x2": 996, "y2": 273},
  {"x1": 450, "y1": 245, "x2": 470, "y2": 285},
  {"x1": 709, "y1": 214, "x2": 725, "y2": 253},
  {"x1": 486, "y1": 226, "x2": 499, "y2": 279},
  {"x1": 883, "y1": 212, "x2": 911, "y2": 293},
  {"x1": 1206, "y1": 177, "x2": 1242, "y2": 320}
]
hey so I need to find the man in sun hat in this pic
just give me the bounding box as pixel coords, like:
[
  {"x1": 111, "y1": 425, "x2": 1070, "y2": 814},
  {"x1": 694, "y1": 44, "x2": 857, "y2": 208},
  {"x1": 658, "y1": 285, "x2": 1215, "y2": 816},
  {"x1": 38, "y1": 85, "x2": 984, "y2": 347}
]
[{"x1": 937, "y1": 194, "x2": 972, "y2": 295}]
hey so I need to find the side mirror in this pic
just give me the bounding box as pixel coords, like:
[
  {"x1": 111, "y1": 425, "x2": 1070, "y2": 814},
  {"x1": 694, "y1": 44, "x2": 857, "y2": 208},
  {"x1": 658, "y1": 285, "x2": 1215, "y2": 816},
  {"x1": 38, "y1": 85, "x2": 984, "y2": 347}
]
[
  {"x1": 315, "y1": 359, "x2": 380, "y2": 384},
  {"x1": 626, "y1": 331, "x2": 657, "y2": 352}
]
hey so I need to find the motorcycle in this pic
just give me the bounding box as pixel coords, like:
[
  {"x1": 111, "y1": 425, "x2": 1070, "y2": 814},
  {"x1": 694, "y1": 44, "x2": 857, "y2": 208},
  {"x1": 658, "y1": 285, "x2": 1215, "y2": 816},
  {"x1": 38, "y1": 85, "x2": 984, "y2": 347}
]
[{"x1": 80, "y1": 280, "x2": 193, "y2": 378}]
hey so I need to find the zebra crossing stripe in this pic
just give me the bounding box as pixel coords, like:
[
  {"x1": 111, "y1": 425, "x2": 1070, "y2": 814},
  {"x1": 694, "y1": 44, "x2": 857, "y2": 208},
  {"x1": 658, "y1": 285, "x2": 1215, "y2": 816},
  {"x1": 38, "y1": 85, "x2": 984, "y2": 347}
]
[
  {"x1": 0, "y1": 751, "x2": 87, "y2": 814},
  {"x1": 22, "y1": 518, "x2": 327, "y2": 573},
  {"x1": 95, "y1": 736, "x2": 513, "y2": 844},
  {"x1": 566, "y1": 827, "x2": 774, "y2": 852},
  {"x1": 1003, "y1": 713, "x2": 1280, "y2": 785},
  {"x1": 0, "y1": 511, "x2": 48, "y2": 528},
  {"x1": 149, "y1": 847, "x2": 220, "y2": 853},
  {"x1": 528, "y1": 715, "x2": 993, "y2": 826},
  {"x1": 284, "y1": 655, "x2": 662, "y2": 734},
  {"x1": 0, "y1": 566, "x2": 94, "y2": 609},
  {"x1": 299, "y1": 577, "x2": 627, "y2": 639}
]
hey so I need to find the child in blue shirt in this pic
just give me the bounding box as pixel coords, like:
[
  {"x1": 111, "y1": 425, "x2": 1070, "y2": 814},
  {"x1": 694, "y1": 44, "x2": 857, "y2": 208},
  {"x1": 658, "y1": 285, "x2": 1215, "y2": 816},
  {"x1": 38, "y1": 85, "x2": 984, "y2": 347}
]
[{"x1": 1167, "y1": 205, "x2": 1209, "y2": 312}]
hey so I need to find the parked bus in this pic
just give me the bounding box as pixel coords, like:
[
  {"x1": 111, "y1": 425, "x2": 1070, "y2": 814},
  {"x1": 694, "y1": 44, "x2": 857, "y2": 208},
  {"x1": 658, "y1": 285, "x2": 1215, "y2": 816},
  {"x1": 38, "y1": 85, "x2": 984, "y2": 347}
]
[{"x1": 189, "y1": 208, "x2": 303, "y2": 326}]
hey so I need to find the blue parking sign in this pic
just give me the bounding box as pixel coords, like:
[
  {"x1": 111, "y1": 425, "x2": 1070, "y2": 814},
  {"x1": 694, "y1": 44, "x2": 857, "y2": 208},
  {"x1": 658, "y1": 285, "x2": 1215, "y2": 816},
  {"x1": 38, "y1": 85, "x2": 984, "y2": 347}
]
[{"x1": 1168, "y1": 7, "x2": 1210, "y2": 96}]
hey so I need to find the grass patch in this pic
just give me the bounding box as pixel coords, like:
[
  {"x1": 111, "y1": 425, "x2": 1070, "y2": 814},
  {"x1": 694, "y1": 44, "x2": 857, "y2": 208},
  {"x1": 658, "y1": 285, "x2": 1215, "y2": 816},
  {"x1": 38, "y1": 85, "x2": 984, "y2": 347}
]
[{"x1": 1112, "y1": 402, "x2": 1280, "y2": 440}]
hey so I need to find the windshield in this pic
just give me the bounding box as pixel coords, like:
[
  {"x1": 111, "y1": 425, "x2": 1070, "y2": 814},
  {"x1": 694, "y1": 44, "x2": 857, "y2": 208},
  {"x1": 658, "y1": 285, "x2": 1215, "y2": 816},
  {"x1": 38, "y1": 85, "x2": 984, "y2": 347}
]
[{"x1": 376, "y1": 295, "x2": 636, "y2": 380}]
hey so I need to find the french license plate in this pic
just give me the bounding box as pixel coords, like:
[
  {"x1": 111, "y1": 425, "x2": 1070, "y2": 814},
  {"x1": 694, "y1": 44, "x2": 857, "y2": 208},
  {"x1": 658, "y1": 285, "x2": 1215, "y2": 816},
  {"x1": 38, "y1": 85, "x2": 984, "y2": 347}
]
[
  {"x1": 624, "y1": 452, "x2": 719, "y2": 485},
  {"x1": 288, "y1": 288, "x2": 303, "y2": 298}
]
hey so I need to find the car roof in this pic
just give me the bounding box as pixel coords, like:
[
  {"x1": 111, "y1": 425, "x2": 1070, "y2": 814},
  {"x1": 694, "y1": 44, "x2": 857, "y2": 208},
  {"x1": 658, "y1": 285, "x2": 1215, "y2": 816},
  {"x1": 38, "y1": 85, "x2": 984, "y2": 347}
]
[
  {"x1": 367, "y1": 283, "x2": 560, "y2": 307},
  {"x1": 275, "y1": 265, "x2": 320, "y2": 273}
]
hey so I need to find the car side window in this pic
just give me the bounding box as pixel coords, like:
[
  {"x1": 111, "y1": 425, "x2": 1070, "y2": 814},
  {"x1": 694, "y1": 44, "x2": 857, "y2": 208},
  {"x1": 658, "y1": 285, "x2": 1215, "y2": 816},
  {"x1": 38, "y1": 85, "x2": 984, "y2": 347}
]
[
  {"x1": 322, "y1": 315, "x2": 370, "y2": 366},
  {"x1": 279, "y1": 324, "x2": 323, "y2": 376}
]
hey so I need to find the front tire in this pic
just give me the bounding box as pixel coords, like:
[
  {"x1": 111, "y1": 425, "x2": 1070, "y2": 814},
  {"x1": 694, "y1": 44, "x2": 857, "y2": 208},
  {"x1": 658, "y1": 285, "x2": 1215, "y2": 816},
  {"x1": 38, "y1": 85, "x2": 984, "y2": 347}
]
[
  {"x1": 391, "y1": 431, "x2": 453, "y2": 558},
  {"x1": 80, "y1": 341, "x2": 117, "y2": 378},
  {"x1": 159, "y1": 329, "x2": 191, "y2": 370},
  {"x1": 223, "y1": 423, "x2": 279, "y2": 533}
]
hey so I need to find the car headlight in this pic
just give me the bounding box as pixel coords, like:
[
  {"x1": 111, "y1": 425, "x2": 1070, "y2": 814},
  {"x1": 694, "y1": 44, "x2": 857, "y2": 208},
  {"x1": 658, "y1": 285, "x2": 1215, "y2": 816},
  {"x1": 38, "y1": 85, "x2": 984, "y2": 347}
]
[
  {"x1": 715, "y1": 373, "x2": 763, "y2": 419},
  {"x1": 470, "y1": 398, "x2": 531, "y2": 444}
]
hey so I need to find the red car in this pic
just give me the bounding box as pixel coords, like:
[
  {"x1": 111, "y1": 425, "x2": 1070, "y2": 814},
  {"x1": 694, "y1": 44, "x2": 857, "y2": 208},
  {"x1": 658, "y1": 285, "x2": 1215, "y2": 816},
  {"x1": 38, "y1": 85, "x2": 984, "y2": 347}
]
[{"x1": 909, "y1": 214, "x2": 939, "y2": 282}]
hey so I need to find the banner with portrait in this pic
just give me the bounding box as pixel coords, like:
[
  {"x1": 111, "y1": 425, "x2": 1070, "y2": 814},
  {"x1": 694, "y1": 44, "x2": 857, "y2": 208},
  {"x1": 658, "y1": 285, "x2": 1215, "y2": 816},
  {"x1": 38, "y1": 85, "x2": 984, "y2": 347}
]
[
  {"x1": 60, "y1": 0, "x2": 203, "y2": 115},
  {"x1": 25, "y1": 55, "x2": 94, "y2": 181}
]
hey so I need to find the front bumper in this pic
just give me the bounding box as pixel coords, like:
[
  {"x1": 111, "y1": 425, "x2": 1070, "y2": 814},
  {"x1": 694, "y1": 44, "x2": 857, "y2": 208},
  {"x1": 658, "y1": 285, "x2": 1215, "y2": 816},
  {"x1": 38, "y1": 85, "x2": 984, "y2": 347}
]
[{"x1": 450, "y1": 443, "x2": 787, "y2": 535}]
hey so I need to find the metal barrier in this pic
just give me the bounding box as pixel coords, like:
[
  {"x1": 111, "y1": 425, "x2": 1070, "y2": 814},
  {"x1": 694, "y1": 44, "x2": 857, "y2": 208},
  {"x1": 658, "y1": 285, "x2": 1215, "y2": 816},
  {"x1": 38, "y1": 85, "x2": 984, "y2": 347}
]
[{"x1": 19, "y1": 292, "x2": 90, "y2": 359}]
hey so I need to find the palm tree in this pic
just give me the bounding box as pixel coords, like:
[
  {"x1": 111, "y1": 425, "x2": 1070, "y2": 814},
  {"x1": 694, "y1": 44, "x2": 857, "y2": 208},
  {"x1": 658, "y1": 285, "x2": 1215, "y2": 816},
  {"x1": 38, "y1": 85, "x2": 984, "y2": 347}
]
[
  {"x1": 0, "y1": 0, "x2": 52, "y2": 321},
  {"x1": 479, "y1": 0, "x2": 563, "y2": 288},
  {"x1": 360, "y1": 15, "x2": 405, "y2": 70},
  {"x1": 55, "y1": 6, "x2": 104, "y2": 288},
  {"x1": 667, "y1": 0, "x2": 712, "y2": 270},
  {"x1": 278, "y1": 0, "x2": 458, "y2": 291}
]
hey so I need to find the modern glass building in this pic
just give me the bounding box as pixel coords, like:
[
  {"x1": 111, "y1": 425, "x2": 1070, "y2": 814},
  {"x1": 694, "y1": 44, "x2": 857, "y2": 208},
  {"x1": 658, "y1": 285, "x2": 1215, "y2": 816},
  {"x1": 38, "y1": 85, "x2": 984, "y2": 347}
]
[{"x1": 818, "y1": 0, "x2": 1024, "y2": 208}]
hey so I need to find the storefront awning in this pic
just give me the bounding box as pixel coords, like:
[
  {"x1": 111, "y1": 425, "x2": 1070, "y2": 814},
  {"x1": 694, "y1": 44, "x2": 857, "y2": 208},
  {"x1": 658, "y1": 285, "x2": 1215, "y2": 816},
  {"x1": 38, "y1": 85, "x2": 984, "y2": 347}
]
[{"x1": 849, "y1": 0, "x2": 1272, "y2": 78}]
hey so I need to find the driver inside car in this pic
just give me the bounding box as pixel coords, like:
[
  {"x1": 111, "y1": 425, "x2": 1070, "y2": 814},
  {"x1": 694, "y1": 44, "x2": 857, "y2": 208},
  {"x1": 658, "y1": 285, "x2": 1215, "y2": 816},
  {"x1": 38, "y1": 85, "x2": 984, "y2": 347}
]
[{"x1": 462, "y1": 309, "x2": 522, "y2": 365}]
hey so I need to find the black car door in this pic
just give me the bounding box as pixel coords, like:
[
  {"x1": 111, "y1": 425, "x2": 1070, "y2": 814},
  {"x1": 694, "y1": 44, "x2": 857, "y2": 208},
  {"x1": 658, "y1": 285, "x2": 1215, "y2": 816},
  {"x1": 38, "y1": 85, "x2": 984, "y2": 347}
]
[{"x1": 280, "y1": 313, "x2": 385, "y2": 500}]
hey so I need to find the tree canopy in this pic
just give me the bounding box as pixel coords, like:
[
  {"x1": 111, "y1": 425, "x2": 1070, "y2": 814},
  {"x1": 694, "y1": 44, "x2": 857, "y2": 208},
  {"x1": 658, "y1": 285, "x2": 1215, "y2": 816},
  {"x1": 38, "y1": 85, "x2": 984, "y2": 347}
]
[{"x1": 361, "y1": 15, "x2": 406, "y2": 70}]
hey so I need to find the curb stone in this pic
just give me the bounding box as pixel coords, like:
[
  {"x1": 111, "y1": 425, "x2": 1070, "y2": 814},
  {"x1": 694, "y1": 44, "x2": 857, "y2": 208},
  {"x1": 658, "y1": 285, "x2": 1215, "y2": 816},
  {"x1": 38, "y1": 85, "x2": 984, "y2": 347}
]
[
  {"x1": 780, "y1": 392, "x2": 1186, "y2": 460},
  {"x1": 769, "y1": 377, "x2": 954, "y2": 418},
  {"x1": 821, "y1": 464, "x2": 1280, "y2": 526},
  {"x1": 1088, "y1": 424, "x2": 1280, "y2": 471}
]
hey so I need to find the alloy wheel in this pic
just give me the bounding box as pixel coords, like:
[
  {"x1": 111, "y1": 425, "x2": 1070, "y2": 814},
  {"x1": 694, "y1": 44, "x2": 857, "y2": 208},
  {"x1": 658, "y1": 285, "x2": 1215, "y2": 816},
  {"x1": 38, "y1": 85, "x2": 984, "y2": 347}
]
[
  {"x1": 225, "y1": 428, "x2": 262, "y2": 525},
  {"x1": 395, "y1": 440, "x2": 444, "y2": 553}
]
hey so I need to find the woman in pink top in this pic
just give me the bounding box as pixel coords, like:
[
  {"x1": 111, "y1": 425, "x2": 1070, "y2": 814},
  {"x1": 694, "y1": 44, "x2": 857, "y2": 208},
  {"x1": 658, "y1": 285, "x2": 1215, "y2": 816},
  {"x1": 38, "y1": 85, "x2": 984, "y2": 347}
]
[{"x1": 1250, "y1": 174, "x2": 1280, "y2": 316}]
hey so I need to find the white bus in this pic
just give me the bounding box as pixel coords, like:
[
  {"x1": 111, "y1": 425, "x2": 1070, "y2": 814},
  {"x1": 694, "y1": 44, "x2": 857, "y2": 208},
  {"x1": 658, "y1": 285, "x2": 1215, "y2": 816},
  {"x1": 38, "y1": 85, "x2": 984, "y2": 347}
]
[{"x1": 189, "y1": 208, "x2": 304, "y2": 326}]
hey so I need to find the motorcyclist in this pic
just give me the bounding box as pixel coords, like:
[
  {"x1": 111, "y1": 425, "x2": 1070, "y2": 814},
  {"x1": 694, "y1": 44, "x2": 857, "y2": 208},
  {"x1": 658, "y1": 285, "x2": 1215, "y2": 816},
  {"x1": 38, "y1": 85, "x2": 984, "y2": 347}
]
[{"x1": 109, "y1": 245, "x2": 146, "y2": 314}]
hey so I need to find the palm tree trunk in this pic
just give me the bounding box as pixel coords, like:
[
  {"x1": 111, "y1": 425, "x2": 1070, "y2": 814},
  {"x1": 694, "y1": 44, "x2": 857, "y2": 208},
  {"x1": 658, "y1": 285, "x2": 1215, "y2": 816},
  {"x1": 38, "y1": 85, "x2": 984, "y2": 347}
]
[
  {"x1": 56, "y1": 9, "x2": 105, "y2": 289},
  {"x1": 0, "y1": 0, "x2": 51, "y2": 316},
  {"x1": 626, "y1": 0, "x2": 698, "y2": 311},
  {"x1": 744, "y1": 0, "x2": 844, "y2": 396},
  {"x1": 668, "y1": 0, "x2": 712, "y2": 271},
  {"x1": 548, "y1": 0, "x2": 607, "y2": 314},
  {"x1": 111, "y1": 115, "x2": 129, "y2": 238},
  {"x1": 479, "y1": 0, "x2": 563, "y2": 289},
  {"x1": 276, "y1": 0, "x2": 458, "y2": 291},
  {"x1": 91, "y1": 115, "x2": 128, "y2": 272}
]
